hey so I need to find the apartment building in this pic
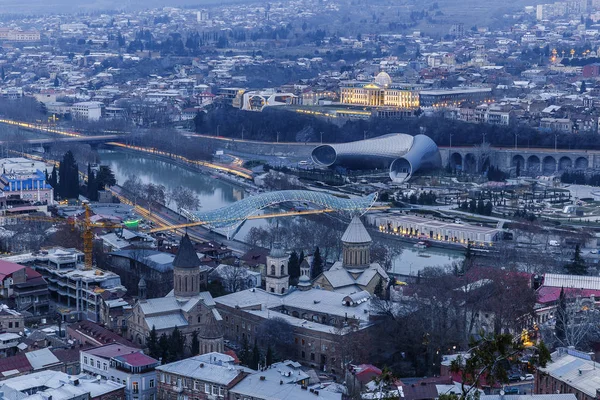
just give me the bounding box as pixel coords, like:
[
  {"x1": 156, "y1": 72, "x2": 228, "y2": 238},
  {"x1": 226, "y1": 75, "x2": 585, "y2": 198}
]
[{"x1": 81, "y1": 344, "x2": 159, "y2": 400}]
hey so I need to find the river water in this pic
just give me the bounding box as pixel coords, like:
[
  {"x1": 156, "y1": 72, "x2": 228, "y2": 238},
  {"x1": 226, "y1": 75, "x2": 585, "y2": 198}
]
[{"x1": 98, "y1": 149, "x2": 464, "y2": 274}]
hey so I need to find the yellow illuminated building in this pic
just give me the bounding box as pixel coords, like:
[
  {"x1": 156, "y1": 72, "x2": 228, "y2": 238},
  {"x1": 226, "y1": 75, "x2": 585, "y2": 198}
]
[{"x1": 339, "y1": 72, "x2": 420, "y2": 109}]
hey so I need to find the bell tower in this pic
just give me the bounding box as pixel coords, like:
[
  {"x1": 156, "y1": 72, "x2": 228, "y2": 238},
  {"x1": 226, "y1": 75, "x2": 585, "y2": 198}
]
[
  {"x1": 265, "y1": 243, "x2": 289, "y2": 294},
  {"x1": 172, "y1": 234, "x2": 202, "y2": 298}
]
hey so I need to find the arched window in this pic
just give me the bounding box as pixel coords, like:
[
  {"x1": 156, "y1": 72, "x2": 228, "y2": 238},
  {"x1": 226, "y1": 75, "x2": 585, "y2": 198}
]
[
  {"x1": 185, "y1": 277, "x2": 188, "y2": 292},
  {"x1": 281, "y1": 265, "x2": 285, "y2": 275},
  {"x1": 281, "y1": 287, "x2": 285, "y2": 294},
  {"x1": 270, "y1": 265, "x2": 276, "y2": 275},
  {"x1": 197, "y1": 315, "x2": 201, "y2": 323}
]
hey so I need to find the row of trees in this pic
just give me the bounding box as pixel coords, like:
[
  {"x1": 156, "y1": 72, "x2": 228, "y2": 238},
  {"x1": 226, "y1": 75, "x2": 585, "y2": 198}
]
[
  {"x1": 146, "y1": 326, "x2": 192, "y2": 364},
  {"x1": 561, "y1": 171, "x2": 600, "y2": 186},
  {"x1": 195, "y1": 105, "x2": 600, "y2": 151},
  {"x1": 287, "y1": 247, "x2": 324, "y2": 284},
  {"x1": 123, "y1": 175, "x2": 201, "y2": 214},
  {"x1": 458, "y1": 199, "x2": 494, "y2": 216}
]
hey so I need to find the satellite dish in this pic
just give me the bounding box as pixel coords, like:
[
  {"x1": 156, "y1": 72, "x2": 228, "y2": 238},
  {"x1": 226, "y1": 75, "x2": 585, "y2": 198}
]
[
  {"x1": 96, "y1": 375, "x2": 102, "y2": 381},
  {"x1": 500, "y1": 390, "x2": 505, "y2": 396}
]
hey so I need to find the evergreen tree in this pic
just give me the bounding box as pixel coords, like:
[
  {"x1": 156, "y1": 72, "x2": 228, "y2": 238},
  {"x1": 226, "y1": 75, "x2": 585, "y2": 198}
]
[
  {"x1": 58, "y1": 151, "x2": 79, "y2": 199},
  {"x1": 288, "y1": 251, "x2": 300, "y2": 285},
  {"x1": 147, "y1": 326, "x2": 159, "y2": 360},
  {"x1": 311, "y1": 247, "x2": 323, "y2": 279},
  {"x1": 49, "y1": 166, "x2": 58, "y2": 189},
  {"x1": 299, "y1": 250, "x2": 305, "y2": 265},
  {"x1": 251, "y1": 342, "x2": 260, "y2": 370},
  {"x1": 565, "y1": 244, "x2": 587, "y2": 275},
  {"x1": 240, "y1": 334, "x2": 250, "y2": 366},
  {"x1": 96, "y1": 165, "x2": 116, "y2": 189},
  {"x1": 54, "y1": 76, "x2": 60, "y2": 87},
  {"x1": 191, "y1": 330, "x2": 200, "y2": 355},
  {"x1": 477, "y1": 199, "x2": 485, "y2": 215},
  {"x1": 484, "y1": 201, "x2": 493, "y2": 216},
  {"x1": 580, "y1": 80, "x2": 587, "y2": 94},
  {"x1": 87, "y1": 164, "x2": 98, "y2": 201},
  {"x1": 158, "y1": 333, "x2": 170, "y2": 363},
  {"x1": 168, "y1": 326, "x2": 185, "y2": 362},
  {"x1": 266, "y1": 345, "x2": 274, "y2": 367},
  {"x1": 463, "y1": 243, "x2": 474, "y2": 272},
  {"x1": 374, "y1": 279, "x2": 384, "y2": 298},
  {"x1": 555, "y1": 287, "x2": 567, "y2": 343}
]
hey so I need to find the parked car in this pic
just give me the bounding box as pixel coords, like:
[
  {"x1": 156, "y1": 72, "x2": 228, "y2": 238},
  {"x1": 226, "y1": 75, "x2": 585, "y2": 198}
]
[
  {"x1": 504, "y1": 388, "x2": 520, "y2": 395},
  {"x1": 508, "y1": 373, "x2": 522, "y2": 382},
  {"x1": 521, "y1": 373, "x2": 534, "y2": 381}
]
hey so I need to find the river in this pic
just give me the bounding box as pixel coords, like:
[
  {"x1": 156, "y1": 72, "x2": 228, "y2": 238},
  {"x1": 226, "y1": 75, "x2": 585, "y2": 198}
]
[{"x1": 98, "y1": 149, "x2": 464, "y2": 274}]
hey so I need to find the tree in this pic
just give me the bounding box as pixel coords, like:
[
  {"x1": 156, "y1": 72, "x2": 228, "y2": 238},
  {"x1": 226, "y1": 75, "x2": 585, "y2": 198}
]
[
  {"x1": 168, "y1": 326, "x2": 186, "y2": 362},
  {"x1": 86, "y1": 164, "x2": 98, "y2": 201},
  {"x1": 58, "y1": 150, "x2": 79, "y2": 199},
  {"x1": 565, "y1": 244, "x2": 587, "y2": 275},
  {"x1": 288, "y1": 251, "x2": 300, "y2": 285},
  {"x1": 191, "y1": 330, "x2": 200, "y2": 355},
  {"x1": 256, "y1": 317, "x2": 295, "y2": 361},
  {"x1": 251, "y1": 342, "x2": 260, "y2": 369},
  {"x1": 147, "y1": 326, "x2": 159, "y2": 359},
  {"x1": 170, "y1": 185, "x2": 200, "y2": 215},
  {"x1": 451, "y1": 334, "x2": 551, "y2": 399},
  {"x1": 158, "y1": 333, "x2": 170, "y2": 363},
  {"x1": 96, "y1": 165, "x2": 116, "y2": 189},
  {"x1": 581, "y1": 80, "x2": 587, "y2": 94},
  {"x1": 266, "y1": 345, "x2": 274, "y2": 367},
  {"x1": 53, "y1": 76, "x2": 59, "y2": 87},
  {"x1": 240, "y1": 334, "x2": 251, "y2": 366},
  {"x1": 374, "y1": 279, "x2": 384, "y2": 298},
  {"x1": 555, "y1": 287, "x2": 567, "y2": 343},
  {"x1": 311, "y1": 247, "x2": 323, "y2": 279}
]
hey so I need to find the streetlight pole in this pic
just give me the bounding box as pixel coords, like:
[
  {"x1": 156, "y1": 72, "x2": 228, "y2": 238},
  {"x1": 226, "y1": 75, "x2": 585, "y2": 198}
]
[
  {"x1": 482, "y1": 132, "x2": 487, "y2": 145},
  {"x1": 449, "y1": 133, "x2": 453, "y2": 148},
  {"x1": 364, "y1": 130, "x2": 367, "y2": 141},
  {"x1": 554, "y1": 133, "x2": 558, "y2": 153},
  {"x1": 217, "y1": 124, "x2": 220, "y2": 137},
  {"x1": 276, "y1": 131, "x2": 279, "y2": 143},
  {"x1": 514, "y1": 132, "x2": 518, "y2": 150},
  {"x1": 320, "y1": 131, "x2": 323, "y2": 144}
]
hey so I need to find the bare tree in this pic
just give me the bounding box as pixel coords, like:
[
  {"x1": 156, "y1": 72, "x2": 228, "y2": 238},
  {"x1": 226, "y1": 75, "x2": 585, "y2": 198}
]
[
  {"x1": 256, "y1": 317, "x2": 296, "y2": 360},
  {"x1": 214, "y1": 264, "x2": 250, "y2": 293},
  {"x1": 170, "y1": 185, "x2": 201, "y2": 216}
]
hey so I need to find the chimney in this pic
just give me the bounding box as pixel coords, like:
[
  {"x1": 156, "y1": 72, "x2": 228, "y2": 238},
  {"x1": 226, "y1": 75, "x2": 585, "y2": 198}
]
[{"x1": 259, "y1": 376, "x2": 266, "y2": 381}]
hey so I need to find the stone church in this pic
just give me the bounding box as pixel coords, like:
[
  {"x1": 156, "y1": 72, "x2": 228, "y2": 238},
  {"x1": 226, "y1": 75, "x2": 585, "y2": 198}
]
[
  {"x1": 313, "y1": 216, "x2": 389, "y2": 295},
  {"x1": 127, "y1": 234, "x2": 224, "y2": 354}
]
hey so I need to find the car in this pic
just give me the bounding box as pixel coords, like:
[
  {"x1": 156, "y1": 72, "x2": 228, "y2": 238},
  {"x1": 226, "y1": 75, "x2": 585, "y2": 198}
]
[
  {"x1": 508, "y1": 373, "x2": 521, "y2": 382},
  {"x1": 504, "y1": 388, "x2": 520, "y2": 395},
  {"x1": 521, "y1": 373, "x2": 534, "y2": 381}
]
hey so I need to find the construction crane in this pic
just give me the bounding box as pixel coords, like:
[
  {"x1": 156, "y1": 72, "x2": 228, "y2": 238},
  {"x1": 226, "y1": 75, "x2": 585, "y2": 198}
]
[{"x1": 13, "y1": 201, "x2": 124, "y2": 270}]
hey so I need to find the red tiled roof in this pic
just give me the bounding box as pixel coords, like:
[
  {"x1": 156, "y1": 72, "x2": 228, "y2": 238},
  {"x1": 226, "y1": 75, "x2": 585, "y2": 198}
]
[
  {"x1": 537, "y1": 286, "x2": 600, "y2": 305},
  {"x1": 0, "y1": 354, "x2": 32, "y2": 375},
  {"x1": 25, "y1": 267, "x2": 41, "y2": 279},
  {"x1": 113, "y1": 352, "x2": 158, "y2": 367},
  {"x1": 224, "y1": 349, "x2": 240, "y2": 364},
  {"x1": 0, "y1": 260, "x2": 25, "y2": 280},
  {"x1": 354, "y1": 364, "x2": 382, "y2": 384},
  {"x1": 85, "y1": 343, "x2": 140, "y2": 359}
]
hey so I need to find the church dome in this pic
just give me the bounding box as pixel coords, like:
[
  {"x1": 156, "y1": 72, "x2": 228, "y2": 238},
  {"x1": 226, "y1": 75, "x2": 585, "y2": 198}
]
[
  {"x1": 374, "y1": 71, "x2": 392, "y2": 87},
  {"x1": 341, "y1": 216, "x2": 372, "y2": 244},
  {"x1": 270, "y1": 242, "x2": 286, "y2": 258}
]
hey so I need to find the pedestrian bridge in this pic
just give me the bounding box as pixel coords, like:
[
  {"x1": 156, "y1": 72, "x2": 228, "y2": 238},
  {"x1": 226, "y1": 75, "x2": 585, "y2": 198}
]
[{"x1": 177, "y1": 190, "x2": 378, "y2": 237}]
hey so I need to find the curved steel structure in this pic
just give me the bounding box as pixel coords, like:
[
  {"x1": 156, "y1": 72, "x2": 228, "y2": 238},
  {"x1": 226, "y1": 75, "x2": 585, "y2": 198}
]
[
  {"x1": 181, "y1": 190, "x2": 377, "y2": 234},
  {"x1": 311, "y1": 133, "x2": 441, "y2": 183}
]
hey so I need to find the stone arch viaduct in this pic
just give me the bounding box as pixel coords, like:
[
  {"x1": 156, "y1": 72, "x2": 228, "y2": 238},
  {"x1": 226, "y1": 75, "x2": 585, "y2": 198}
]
[{"x1": 441, "y1": 147, "x2": 600, "y2": 175}]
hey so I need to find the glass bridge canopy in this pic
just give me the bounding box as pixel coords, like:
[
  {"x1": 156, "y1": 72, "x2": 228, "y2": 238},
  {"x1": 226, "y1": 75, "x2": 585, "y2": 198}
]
[{"x1": 181, "y1": 190, "x2": 377, "y2": 232}]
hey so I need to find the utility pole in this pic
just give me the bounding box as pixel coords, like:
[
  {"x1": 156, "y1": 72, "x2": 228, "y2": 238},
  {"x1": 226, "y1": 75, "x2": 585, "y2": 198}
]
[
  {"x1": 320, "y1": 131, "x2": 323, "y2": 144},
  {"x1": 449, "y1": 133, "x2": 453, "y2": 148},
  {"x1": 554, "y1": 133, "x2": 558, "y2": 153},
  {"x1": 514, "y1": 132, "x2": 519, "y2": 150}
]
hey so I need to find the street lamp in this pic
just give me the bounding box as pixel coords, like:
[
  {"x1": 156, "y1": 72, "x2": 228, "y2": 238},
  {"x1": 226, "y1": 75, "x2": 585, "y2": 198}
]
[
  {"x1": 449, "y1": 133, "x2": 454, "y2": 148},
  {"x1": 320, "y1": 131, "x2": 323, "y2": 144},
  {"x1": 216, "y1": 124, "x2": 220, "y2": 137},
  {"x1": 482, "y1": 132, "x2": 487, "y2": 145},
  {"x1": 554, "y1": 133, "x2": 559, "y2": 153},
  {"x1": 514, "y1": 132, "x2": 519, "y2": 150}
]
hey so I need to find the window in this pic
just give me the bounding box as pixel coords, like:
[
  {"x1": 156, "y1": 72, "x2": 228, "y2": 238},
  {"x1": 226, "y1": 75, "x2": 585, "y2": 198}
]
[
  {"x1": 14, "y1": 322, "x2": 18, "y2": 328},
  {"x1": 84, "y1": 356, "x2": 88, "y2": 365},
  {"x1": 160, "y1": 374, "x2": 165, "y2": 383},
  {"x1": 205, "y1": 384, "x2": 210, "y2": 394},
  {"x1": 150, "y1": 379, "x2": 155, "y2": 388},
  {"x1": 301, "y1": 351, "x2": 305, "y2": 359},
  {"x1": 193, "y1": 381, "x2": 199, "y2": 391},
  {"x1": 219, "y1": 387, "x2": 224, "y2": 397},
  {"x1": 103, "y1": 363, "x2": 107, "y2": 371},
  {"x1": 212, "y1": 386, "x2": 218, "y2": 396},
  {"x1": 97, "y1": 361, "x2": 101, "y2": 368},
  {"x1": 197, "y1": 315, "x2": 201, "y2": 323},
  {"x1": 270, "y1": 265, "x2": 275, "y2": 275},
  {"x1": 133, "y1": 382, "x2": 139, "y2": 394},
  {"x1": 8, "y1": 322, "x2": 12, "y2": 328},
  {"x1": 111, "y1": 376, "x2": 115, "y2": 381},
  {"x1": 166, "y1": 375, "x2": 171, "y2": 384},
  {"x1": 310, "y1": 353, "x2": 315, "y2": 361}
]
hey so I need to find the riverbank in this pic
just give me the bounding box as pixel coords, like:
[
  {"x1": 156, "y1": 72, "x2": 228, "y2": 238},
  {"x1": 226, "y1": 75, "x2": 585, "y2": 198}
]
[{"x1": 102, "y1": 144, "x2": 258, "y2": 192}]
